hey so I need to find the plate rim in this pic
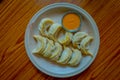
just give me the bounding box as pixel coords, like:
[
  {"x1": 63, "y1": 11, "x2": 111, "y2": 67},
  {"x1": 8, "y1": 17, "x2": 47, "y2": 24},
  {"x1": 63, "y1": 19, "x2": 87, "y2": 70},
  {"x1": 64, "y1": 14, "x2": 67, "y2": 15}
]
[{"x1": 24, "y1": 3, "x2": 100, "y2": 78}]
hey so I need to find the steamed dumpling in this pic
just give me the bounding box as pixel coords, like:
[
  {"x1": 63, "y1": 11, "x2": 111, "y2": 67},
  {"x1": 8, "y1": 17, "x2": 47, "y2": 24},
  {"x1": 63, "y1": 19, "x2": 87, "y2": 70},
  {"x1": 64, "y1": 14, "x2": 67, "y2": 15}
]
[
  {"x1": 80, "y1": 36, "x2": 93, "y2": 47},
  {"x1": 72, "y1": 32, "x2": 88, "y2": 47},
  {"x1": 68, "y1": 48, "x2": 82, "y2": 66},
  {"x1": 39, "y1": 18, "x2": 54, "y2": 36},
  {"x1": 48, "y1": 23, "x2": 62, "y2": 41},
  {"x1": 79, "y1": 36, "x2": 93, "y2": 56},
  {"x1": 58, "y1": 31, "x2": 73, "y2": 45},
  {"x1": 32, "y1": 35, "x2": 47, "y2": 54},
  {"x1": 50, "y1": 42, "x2": 62, "y2": 61},
  {"x1": 57, "y1": 46, "x2": 72, "y2": 64},
  {"x1": 43, "y1": 39, "x2": 55, "y2": 57}
]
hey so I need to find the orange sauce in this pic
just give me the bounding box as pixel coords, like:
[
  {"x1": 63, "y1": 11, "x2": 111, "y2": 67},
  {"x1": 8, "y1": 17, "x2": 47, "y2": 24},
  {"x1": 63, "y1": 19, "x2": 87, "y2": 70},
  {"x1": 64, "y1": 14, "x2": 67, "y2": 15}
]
[{"x1": 63, "y1": 13, "x2": 80, "y2": 30}]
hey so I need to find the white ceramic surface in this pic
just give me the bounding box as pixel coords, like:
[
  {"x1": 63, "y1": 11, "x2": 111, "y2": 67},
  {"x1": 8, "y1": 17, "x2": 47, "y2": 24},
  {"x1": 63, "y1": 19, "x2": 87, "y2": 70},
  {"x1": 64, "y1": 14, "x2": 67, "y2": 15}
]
[{"x1": 24, "y1": 3, "x2": 100, "y2": 78}]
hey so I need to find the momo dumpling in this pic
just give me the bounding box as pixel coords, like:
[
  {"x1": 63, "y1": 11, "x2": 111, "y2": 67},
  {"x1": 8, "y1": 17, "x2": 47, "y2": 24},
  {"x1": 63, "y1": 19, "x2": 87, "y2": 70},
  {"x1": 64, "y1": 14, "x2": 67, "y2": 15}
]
[
  {"x1": 58, "y1": 31, "x2": 73, "y2": 45},
  {"x1": 79, "y1": 36, "x2": 93, "y2": 56},
  {"x1": 32, "y1": 35, "x2": 47, "y2": 54},
  {"x1": 48, "y1": 23, "x2": 62, "y2": 41},
  {"x1": 39, "y1": 18, "x2": 54, "y2": 36},
  {"x1": 43, "y1": 39, "x2": 55, "y2": 57},
  {"x1": 68, "y1": 48, "x2": 82, "y2": 66},
  {"x1": 72, "y1": 32, "x2": 88, "y2": 47},
  {"x1": 79, "y1": 36, "x2": 93, "y2": 48},
  {"x1": 57, "y1": 46, "x2": 72, "y2": 64},
  {"x1": 50, "y1": 42, "x2": 62, "y2": 61}
]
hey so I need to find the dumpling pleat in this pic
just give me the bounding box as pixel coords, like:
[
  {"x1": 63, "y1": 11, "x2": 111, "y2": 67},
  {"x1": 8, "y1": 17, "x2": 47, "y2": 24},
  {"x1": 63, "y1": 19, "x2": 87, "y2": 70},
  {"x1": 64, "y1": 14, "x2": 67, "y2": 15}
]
[
  {"x1": 38, "y1": 18, "x2": 54, "y2": 37},
  {"x1": 57, "y1": 46, "x2": 72, "y2": 64},
  {"x1": 68, "y1": 49, "x2": 82, "y2": 66},
  {"x1": 32, "y1": 35, "x2": 47, "y2": 54}
]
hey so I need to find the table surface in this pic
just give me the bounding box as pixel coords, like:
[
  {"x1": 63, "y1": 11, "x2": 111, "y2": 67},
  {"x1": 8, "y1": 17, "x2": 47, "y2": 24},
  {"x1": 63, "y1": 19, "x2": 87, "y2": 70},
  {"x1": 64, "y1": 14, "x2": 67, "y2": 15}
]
[{"x1": 0, "y1": 0, "x2": 120, "y2": 80}]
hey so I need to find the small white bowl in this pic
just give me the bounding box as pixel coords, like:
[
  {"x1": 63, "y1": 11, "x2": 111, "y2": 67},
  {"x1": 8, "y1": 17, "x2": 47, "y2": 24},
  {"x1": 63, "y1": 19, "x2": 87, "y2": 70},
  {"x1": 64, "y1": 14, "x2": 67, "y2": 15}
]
[
  {"x1": 25, "y1": 3, "x2": 100, "y2": 78},
  {"x1": 61, "y1": 11, "x2": 82, "y2": 32}
]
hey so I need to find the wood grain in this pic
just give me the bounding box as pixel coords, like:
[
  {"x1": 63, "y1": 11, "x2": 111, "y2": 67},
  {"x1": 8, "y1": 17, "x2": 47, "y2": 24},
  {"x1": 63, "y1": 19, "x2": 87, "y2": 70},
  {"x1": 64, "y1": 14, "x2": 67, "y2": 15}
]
[{"x1": 0, "y1": 0, "x2": 120, "y2": 80}]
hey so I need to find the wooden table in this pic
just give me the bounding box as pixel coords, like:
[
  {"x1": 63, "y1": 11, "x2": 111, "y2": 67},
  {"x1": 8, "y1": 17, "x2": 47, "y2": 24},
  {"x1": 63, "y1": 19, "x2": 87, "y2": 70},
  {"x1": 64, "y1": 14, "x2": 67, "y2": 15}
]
[{"x1": 0, "y1": 0, "x2": 120, "y2": 80}]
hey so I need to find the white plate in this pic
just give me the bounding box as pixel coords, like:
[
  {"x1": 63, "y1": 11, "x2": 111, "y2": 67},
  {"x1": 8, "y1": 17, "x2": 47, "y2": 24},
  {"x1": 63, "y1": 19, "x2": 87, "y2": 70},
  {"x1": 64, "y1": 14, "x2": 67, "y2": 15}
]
[{"x1": 24, "y1": 3, "x2": 100, "y2": 78}]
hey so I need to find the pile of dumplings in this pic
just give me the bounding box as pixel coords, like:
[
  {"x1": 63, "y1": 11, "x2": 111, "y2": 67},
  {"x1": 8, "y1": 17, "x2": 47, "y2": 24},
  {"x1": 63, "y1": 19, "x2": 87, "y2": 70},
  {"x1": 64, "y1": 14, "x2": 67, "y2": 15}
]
[{"x1": 32, "y1": 18, "x2": 93, "y2": 66}]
